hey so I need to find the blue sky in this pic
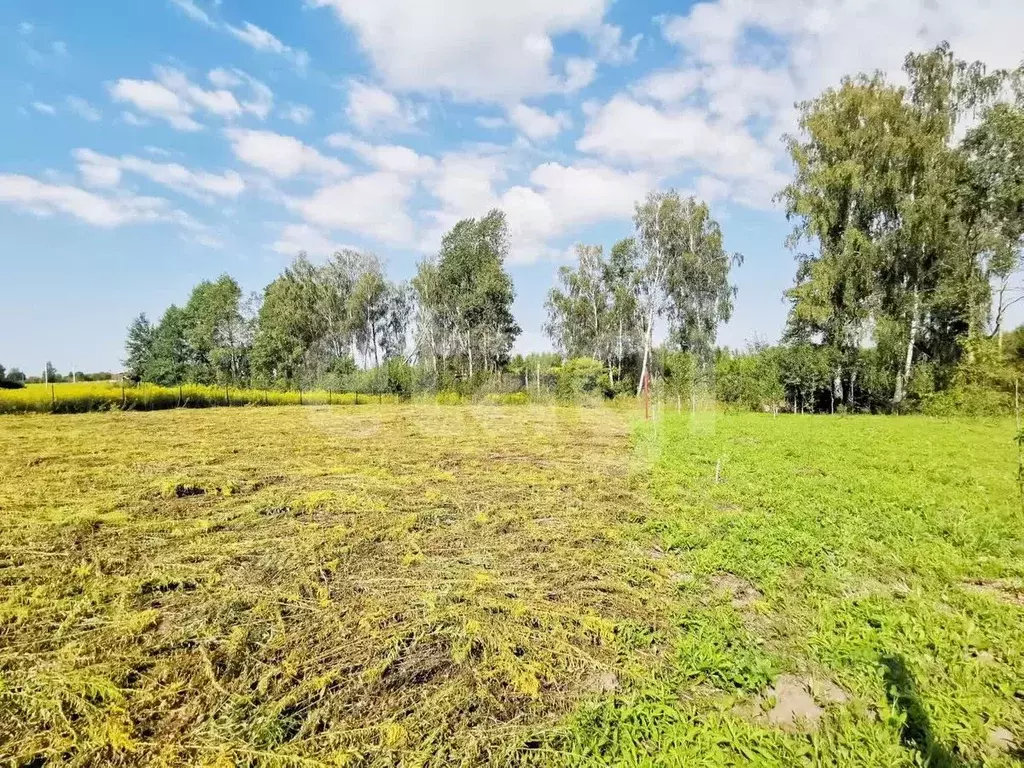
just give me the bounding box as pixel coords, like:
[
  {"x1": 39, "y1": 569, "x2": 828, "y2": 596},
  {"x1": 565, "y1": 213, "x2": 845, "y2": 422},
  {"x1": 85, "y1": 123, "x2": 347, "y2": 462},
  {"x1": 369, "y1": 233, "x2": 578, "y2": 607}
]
[{"x1": 1, "y1": 0, "x2": 1022, "y2": 374}]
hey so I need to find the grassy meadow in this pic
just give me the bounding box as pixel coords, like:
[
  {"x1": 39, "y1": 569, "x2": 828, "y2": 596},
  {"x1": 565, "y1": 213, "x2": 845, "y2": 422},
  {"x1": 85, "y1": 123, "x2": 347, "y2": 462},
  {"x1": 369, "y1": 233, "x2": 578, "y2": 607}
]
[{"x1": 0, "y1": 405, "x2": 1021, "y2": 766}]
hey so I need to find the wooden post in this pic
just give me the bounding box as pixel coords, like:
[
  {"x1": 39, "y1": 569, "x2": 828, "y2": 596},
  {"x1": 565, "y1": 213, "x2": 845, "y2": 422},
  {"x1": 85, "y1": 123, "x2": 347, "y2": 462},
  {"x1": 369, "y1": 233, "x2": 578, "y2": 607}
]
[
  {"x1": 299, "y1": 387, "x2": 303, "y2": 406},
  {"x1": 328, "y1": 388, "x2": 332, "y2": 405},
  {"x1": 225, "y1": 384, "x2": 230, "y2": 407},
  {"x1": 178, "y1": 384, "x2": 182, "y2": 407},
  {"x1": 51, "y1": 384, "x2": 56, "y2": 411},
  {"x1": 121, "y1": 380, "x2": 126, "y2": 409}
]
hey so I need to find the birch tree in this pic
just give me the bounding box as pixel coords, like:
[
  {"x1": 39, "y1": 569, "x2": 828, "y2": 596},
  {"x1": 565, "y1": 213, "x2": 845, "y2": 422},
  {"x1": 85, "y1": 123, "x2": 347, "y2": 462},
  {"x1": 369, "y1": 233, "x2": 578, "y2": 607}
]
[
  {"x1": 632, "y1": 190, "x2": 740, "y2": 395},
  {"x1": 544, "y1": 244, "x2": 612, "y2": 364},
  {"x1": 417, "y1": 210, "x2": 519, "y2": 378}
]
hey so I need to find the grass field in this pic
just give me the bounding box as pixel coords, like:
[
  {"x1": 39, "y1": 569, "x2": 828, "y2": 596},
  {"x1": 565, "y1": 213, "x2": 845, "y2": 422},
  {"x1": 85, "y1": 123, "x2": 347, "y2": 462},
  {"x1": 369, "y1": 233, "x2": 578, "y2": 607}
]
[
  {"x1": 0, "y1": 382, "x2": 392, "y2": 414},
  {"x1": 0, "y1": 405, "x2": 1021, "y2": 766}
]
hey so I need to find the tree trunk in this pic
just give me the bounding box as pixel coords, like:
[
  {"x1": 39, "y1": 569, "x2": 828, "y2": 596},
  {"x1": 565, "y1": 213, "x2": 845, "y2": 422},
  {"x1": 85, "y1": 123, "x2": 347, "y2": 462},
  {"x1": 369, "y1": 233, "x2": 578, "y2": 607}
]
[
  {"x1": 832, "y1": 366, "x2": 843, "y2": 407},
  {"x1": 617, "y1": 319, "x2": 623, "y2": 381},
  {"x1": 636, "y1": 309, "x2": 654, "y2": 397},
  {"x1": 894, "y1": 287, "x2": 920, "y2": 406}
]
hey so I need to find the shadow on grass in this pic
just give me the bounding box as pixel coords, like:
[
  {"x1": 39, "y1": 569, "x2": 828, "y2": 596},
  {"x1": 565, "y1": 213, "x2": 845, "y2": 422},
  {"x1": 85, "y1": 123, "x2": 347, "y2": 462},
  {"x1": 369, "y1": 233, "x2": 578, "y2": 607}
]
[{"x1": 881, "y1": 654, "x2": 982, "y2": 768}]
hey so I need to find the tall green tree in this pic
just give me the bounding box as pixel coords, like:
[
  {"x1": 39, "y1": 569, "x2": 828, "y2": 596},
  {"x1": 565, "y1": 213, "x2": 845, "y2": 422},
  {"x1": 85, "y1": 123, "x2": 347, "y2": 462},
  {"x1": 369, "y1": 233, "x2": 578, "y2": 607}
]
[
  {"x1": 410, "y1": 258, "x2": 448, "y2": 376},
  {"x1": 181, "y1": 274, "x2": 244, "y2": 383},
  {"x1": 416, "y1": 209, "x2": 520, "y2": 378},
  {"x1": 348, "y1": 256, "x2": 390, "y2": 368},
  {"x1": 960, "y1": 100, "x2": 1024, "y2": 346},
  {"x1": 632, "y1": 190, "x2": 741, "y2": 394},
  {"x1": 544, "y1": 244, "x2": 612, "y2": 363},
  {"x1": 146, "y1": 306, "x2": 188, "y2": 386},
  {"x1": 781, "y1": 42, "x2": 1019, "y2": 408},
  {"x1": 605, "y1": 237, "x2": 642, "y2": 385},
  {"x1": 780, "y1": 73, "x2": 908, "y2": 406},
  {"x1": 663, "y1": 197, "x2": 742, "y2": 361},
  {"x1": 123, "y1": 313, "x2": 154, "y2": 383},
  {"x1": 251, "y1": 256, "x2": 329, "y2": 384}
]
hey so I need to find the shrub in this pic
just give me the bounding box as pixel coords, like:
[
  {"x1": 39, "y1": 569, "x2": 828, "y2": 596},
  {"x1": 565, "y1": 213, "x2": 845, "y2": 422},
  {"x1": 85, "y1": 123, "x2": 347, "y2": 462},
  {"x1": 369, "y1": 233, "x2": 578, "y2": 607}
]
[
  {"x1": 435, "y1": 390, "x2": 463, "y2": 406},
  {"x1": 554, "y1": 357, "x2": 605, "y2": 402},
  {"x1": 920, "y1": 385, "x2": 1012, "y2": 417},
  {"x1": 483, "y1": 391, "x2": 529, "y2": 406}
]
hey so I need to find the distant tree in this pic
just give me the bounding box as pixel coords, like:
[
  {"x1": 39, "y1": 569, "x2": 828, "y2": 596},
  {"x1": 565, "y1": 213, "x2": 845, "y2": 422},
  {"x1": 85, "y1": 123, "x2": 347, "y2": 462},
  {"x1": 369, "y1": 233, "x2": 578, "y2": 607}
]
[
  {"x1": 348, "y1": 256, "x2": 390, "y2": 368},
  {"x1": 252, "y1": 256, "x2": 332, "y2": 384},
  {"x1": 410, "y1": 258, "x2": 451, "y2": 377},
  {"x1": 605, "y1": 237, "x2": 643, "y2": 386},
  {"x1": 6, "y1": 367, "x2": 26, "y2": 384},
  {"x1": 251, "y1": 251, "x2": 384, "y2": 386},
  {"x1": 416, "y1": 210, "x2": 520, "y2": 378},
  {"x1": 960, "y1": 100, "x2": 1024, "y2": 347},
  {"x1": 545, "y1": 244, "x2": 613, "y2": 364},
  {"x1": 381, "y1": 283, "x2": 413, "y2": 361},
  {"x1": 0, "y1": 363, "x2": 5, "y2": 381},
  {"x1": 664, "y1": 197, "x2": 742, "y2": 363},
  {"x1": 124, "y1": 313, "x2": 154, "y2": 383},
  {"x1": 181, "y1": 274, "x2": 244, "y2": 383},
  {"x1": 44, "y1": 361, "x2": 59, "y2": 383},
  {"x1": 633, "y1": 190, "x2": 741, "y2": 394},
  {"x1": 146, "y1": 306, "x2": 189, "y2": 386}
]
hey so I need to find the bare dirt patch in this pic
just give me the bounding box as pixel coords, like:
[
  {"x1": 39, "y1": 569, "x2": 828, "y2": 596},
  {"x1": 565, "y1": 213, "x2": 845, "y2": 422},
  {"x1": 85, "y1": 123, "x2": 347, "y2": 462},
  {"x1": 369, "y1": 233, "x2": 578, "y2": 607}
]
[
  {"x1": 736, "y1": 674, "x2": 850, "y2": 732},
  {"x1": 990, "y1": 726, "x2": 1016, "y2": 752},
  {"x1": 582, "y1": 670, "x2": 619, "y2": 695},
  {"x1": 710, "y1": 572, "x2": 762, "y2": 608},
  {"x1": 963, "y1": 579, "x2": 1024, "y2": 606}
]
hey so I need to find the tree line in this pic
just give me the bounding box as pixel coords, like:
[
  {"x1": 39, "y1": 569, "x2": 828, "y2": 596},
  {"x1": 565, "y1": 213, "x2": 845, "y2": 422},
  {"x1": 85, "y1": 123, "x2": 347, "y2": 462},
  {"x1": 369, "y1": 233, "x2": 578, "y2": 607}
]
[
  {"x1": 542, "y1": 42, "x2": 1024, "y2": 412},
  {"x1": 124, "y1": 211, "x2": 520, "y2": 395},
  {"x1": 118, "y1": 42, "x2": 1024, "y2": 413}
]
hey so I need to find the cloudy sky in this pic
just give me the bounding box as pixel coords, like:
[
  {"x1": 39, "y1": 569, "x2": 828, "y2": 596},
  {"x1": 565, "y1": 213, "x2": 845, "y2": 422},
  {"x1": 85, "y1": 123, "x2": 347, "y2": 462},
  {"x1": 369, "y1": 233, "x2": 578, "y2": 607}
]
[{"x1": 1, "y1": 0, "x2": 1022, "y2": 373}]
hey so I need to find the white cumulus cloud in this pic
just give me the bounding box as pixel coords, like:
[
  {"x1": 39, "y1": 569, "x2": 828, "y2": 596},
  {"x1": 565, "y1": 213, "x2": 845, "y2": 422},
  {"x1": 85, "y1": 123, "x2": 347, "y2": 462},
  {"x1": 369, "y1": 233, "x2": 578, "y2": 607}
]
[
  {"x1": 224, "y1": 129, "x2": 350, "y2": 179},
  {"x1": 272, "y1": 223, "x2": 353, "y2": 257},
  {"x1": 281, "y1": 103, "x2": 314, "y2": 124},
  {"x1": 290, "y1": 172, "x2": 418, "y2": 246},
  {"x1": 309, "y1": 0, "x2": 609, "y2": 100},
  {"x1": 508, "y1": 103, "x2": 571, "y2": 141},
  {"x1": 108, "y1": 66, "x2": 273, "y2": 130},
  {"x1": 345, "y1": 80, "x2": 424, "y2": 133},
  {"x1": 326, "y1": 134, "x2": 436, "y2": 176},
  {"x1": 73, "y1": 148, "x2": 245, "y2": 202},
  {"x1": 0, "y1": 173, "x2": 171, "y2": 227}
]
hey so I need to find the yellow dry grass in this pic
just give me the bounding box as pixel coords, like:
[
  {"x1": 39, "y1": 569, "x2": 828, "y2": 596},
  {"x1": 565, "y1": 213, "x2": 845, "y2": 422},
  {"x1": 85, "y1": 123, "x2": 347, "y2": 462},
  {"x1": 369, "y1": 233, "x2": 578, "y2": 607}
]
[{"x1": 0, "y1": 404, "x2": 673, "y2": 766}]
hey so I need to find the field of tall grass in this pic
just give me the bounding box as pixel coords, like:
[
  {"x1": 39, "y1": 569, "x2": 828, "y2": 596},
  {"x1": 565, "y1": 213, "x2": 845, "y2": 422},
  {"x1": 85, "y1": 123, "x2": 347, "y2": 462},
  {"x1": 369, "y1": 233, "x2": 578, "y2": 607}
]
[
  {"x1": 0, "y1": 405, "x2": 1021, "y2": 765},
  {"x1": 0, "y1": 381, "x2": 391, "y2": 414}
]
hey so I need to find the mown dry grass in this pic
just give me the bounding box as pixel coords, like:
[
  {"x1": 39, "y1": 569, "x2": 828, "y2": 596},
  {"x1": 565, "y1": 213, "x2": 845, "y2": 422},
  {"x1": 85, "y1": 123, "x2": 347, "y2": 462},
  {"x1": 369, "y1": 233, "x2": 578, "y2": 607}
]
[
  {"x1": 1, "y1": 407, "x2": 1022, "y2": 767},
  {"x1": 0, "y1": 405, "x2": 676, "y2": 766}
]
